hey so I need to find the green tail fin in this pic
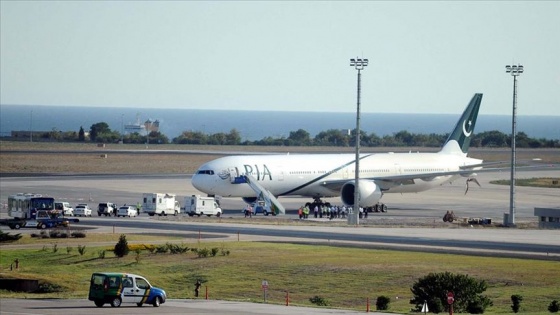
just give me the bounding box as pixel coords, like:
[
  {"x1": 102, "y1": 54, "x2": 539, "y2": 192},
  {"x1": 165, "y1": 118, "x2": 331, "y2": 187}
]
[{"x1": 441, "y1": 93, "x2": 483, "y2": 155}]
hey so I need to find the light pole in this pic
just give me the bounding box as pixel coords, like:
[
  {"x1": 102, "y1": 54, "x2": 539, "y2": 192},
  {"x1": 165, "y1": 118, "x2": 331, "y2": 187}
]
[
  {"x1": 349, "y1": 57, "x2": 368, "y2": 225},
  {"x1": 505, "y1": 64, "x2": 523, "y2": 226}
]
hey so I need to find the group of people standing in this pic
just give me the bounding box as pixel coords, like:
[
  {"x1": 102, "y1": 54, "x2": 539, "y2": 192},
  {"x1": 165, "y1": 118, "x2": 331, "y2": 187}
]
[{"x1": 298, "y1": 204, "x2": 367, "y2": 220}]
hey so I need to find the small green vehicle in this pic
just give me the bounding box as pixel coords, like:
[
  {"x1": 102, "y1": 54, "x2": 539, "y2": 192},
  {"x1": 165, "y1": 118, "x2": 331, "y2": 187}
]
[{"x1": 88, "y1": 272, "x2": 167, "y2": 307}]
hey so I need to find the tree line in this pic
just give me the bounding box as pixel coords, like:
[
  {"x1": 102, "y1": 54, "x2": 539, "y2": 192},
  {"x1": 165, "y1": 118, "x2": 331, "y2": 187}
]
[{"x1": 29, "y1": 122, "x2": 560, "y2": 148}]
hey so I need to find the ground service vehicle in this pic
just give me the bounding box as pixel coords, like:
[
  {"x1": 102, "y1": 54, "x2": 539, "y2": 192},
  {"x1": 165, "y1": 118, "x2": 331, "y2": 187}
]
[
  {"x1": 1, "y1": 194, "x2": 57, "y2": 229},
  {"x1": 184, "y1": 195, "x2": 222, "y2": 217},
  {"x1": 117, "y1": 206, "x2": 138, "y2": 217},
  {"x1": 7, "y1": 193, "x2": 55, "y2": 219},
  {"x1": 98, "y1": 202, "x2": 117, "y2": 216},
  {"x1": 88, "y1": 272, "x2": 166, "y2": 308},
  {"x1": 251, "y1": 200, "x2": 273, "y2": 216},
  {"x1": 142, "y1": 193, "x2": 180, "y2": 216},
  {"x1": 75, "y1": 204, "x2": 93, "y2": 217},
  {"x1": 35, "y1": 210, "x2": 79, "y2": 229},
  {"x1": 55, "y1": 202, "x2": 74, "y2": 216}
]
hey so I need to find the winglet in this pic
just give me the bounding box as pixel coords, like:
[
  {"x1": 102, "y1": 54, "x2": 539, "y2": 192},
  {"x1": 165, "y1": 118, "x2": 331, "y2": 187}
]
[{"x1": 440, "y1": 93, "x2": 483, "y2": 156}]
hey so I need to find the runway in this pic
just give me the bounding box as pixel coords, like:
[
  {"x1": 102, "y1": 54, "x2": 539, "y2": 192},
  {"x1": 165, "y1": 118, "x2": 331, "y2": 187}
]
[{"x1": 1, "y1": 170, "x2": 559, "y2": 259}]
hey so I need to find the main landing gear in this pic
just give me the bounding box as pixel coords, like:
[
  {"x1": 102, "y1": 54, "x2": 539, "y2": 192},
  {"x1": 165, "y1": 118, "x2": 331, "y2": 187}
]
[{"x1": 366, "y1": 203, "x2": 387, "y2": 213}]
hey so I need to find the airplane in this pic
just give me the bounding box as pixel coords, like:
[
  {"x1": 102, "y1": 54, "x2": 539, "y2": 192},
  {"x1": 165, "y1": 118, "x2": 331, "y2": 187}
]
[{"x1": 192, "y1": 94, "x2": 487, "y2": 214}]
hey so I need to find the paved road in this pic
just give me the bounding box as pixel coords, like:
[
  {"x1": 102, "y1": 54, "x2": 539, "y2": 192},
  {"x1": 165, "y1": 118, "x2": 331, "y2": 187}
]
[{"x1": 0, "y1": 298, "x2": 387, "y2": 315}]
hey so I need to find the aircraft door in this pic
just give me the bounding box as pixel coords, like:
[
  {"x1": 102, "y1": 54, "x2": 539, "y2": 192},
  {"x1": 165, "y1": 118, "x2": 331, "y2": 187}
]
[
  {"x1": 229, "y1": 167, "x2": 239, "y2": 183},
  {"x1": 277, "y1": 166, "x2": 284, "y2": 181}
]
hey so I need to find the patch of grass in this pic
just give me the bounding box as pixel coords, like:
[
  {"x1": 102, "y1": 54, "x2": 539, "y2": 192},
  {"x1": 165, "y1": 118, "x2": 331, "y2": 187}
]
[
  {"x1": 490, "y1": 177, "x2": 560, "y2": 188},
  {"x1": 0, "y1": 238, "x2": 559, "y2": 314}
]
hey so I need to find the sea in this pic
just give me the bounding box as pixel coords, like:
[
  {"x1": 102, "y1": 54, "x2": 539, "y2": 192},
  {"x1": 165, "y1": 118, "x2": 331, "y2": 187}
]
[{"x1": 1, "y1": 104, "x2": 559, "y2": 141}]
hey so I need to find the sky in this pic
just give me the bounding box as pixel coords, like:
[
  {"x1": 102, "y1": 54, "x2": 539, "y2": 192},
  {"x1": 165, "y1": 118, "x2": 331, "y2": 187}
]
[{"x1": 1, "y1": 1, "x2": 559, "y2": 116}]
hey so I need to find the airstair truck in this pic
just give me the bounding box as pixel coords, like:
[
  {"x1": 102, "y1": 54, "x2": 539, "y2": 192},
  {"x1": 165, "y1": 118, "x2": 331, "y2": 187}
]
[
  {"x1": 142, "y1": 193, "x2": 181, "y2": 216},
  {"x1": 184, "y1": 195, "x2": 222, "y2": 217}
]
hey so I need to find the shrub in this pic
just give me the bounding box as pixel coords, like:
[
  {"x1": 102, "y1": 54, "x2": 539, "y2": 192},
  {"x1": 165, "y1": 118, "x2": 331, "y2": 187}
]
[
  {"x1": 0, "y1": 230, "x2": 22, "y2": 242},
  {"x1": 430, "y1": 298, "x2": 444, "y2": 314},
  {"x1": 220, "y1": 244, "x2": 230, "y2": 256},
  {"x1": 168, "y1": 243, "x2": 189, "y2": 254},
  {"x1": 71, "y1": 231, "x2": 86, "y2": 238},
  {"x1": 114, "y1": 234, "x2": 129, "y2": 257},
  {"x1": 135, "y1": 248, "x2": 141, "y2": 263},
  {"x1": 98, "y1": 250, "x2": 106, "y2": 259},
  {"x1": 66, "y1": 246, "x2": 73, "y2": 254},
  {"x1": 511, "y1": 294, "x2": 523, "y2": 313},
  {"x1": 36, "y1": 282, "x2": 63, "y2": 293},
  {"x1": 128, "y1": 244, "x2": 154, "y2": 252},
  {"x1": 549, "y1": 300, "x2": 560, "y2": 313},
  {"x1": 145, "y1": 244, "x2": 156, "y2": 253},
  {"x1": 376, "y1": 295, "x2": 390, "y2": 311},
  {"x1": 155, "y1": 245, "x2": 168, "y2": 253},
  {"x1": 211, "y1": 247, "x2": 219, "y2": 257},
  {"x1": 309, "y1": 295, "x2": 329, "y2": 306},
  {"x1": 467, "y1": 297, "x2": 486, "y2": 314},
  {"x1": 52, "y1": 244, "x2": 58, "y2": 253},
  {"x1": 77, "y1": 245, "x2": 86, "y2": 256},
  {"x1": 49, "y1": 230, "x2": 61, "y2": 238},
  {"x1": 196, "y1": 248, "x2": 210, "y2": 258},
  {"x1": 410, "y1": 272, "x2": 492, "y2": 313}
]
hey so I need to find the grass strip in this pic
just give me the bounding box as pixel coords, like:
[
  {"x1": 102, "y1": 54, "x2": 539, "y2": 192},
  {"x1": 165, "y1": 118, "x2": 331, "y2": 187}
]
[{"x1": 1, "y1": 235, "x2": 559, "y2": 314}]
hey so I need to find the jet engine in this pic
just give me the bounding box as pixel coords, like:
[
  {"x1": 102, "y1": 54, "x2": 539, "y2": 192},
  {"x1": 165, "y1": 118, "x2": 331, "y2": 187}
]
[
  {"x1": 242, "y1": 197, "x2": 257, "y2": 204},
  {"x1": 340, "y1": 180, "x2": 382, "y2": 207}
]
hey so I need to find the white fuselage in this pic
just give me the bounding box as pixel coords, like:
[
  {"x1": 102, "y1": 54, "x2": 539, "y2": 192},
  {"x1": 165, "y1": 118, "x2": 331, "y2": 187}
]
[{"x1": 192, "y1": 151, "x2": 482, "y2": 199}]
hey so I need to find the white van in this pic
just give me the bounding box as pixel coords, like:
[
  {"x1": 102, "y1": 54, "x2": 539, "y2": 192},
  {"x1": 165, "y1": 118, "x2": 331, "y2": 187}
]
[
  {"x1": 142, "y1": 193, "x2": 181, "y2": 216},
  {"x1": 184, "y1": 195, "x2": 222, "y2": 217},
  {"x1": 55, "y1": 202, "x2": 74, "y2": 216}
]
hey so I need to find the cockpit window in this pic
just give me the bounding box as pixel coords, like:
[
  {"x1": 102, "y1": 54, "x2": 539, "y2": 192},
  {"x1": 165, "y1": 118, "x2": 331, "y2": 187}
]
[{"x1": 197, "y1": 170, "x2": 214, "y2": 175}]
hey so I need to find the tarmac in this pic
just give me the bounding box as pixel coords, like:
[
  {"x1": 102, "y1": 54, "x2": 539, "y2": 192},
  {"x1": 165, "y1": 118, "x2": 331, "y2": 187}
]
[{"x1": 0, "y1": 298, "x2": 394, "y2": 315}]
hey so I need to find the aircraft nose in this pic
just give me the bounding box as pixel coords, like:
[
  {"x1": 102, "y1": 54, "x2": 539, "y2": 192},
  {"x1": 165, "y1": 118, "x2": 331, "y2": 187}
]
[{"x1": 192, "y1": 171, "x2": 203, "y2": 190}]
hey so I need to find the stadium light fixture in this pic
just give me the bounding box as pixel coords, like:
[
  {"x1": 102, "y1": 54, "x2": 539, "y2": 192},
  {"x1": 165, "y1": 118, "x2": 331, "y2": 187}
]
[
  {"x1": 505, "y1": 63, "x2": 523, "y2": 226},
  {"x1": 349, "y1": 57, "x2": 368, "y2": 226}
]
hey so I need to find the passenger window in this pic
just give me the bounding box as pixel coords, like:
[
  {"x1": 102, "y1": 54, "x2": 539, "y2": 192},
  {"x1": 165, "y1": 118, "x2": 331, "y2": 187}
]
[
  {"x1": 122, "y1": 278, "x2": 133, "y2": 288},
  {"x1": 108, "y1": 276, "x2": 120, "y2": 288},
  {"x1": 136, "y1": 278, "x2": 150, "y2": 289}
]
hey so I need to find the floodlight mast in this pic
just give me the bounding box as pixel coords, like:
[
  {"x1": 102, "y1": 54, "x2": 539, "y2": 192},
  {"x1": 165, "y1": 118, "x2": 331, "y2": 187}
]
[
  {"x1": 349, "y1": 58, "x2": 368, "y2": 225},
  {"x1": 505, "y1": 64, "x2": 523, "y2": 226}
]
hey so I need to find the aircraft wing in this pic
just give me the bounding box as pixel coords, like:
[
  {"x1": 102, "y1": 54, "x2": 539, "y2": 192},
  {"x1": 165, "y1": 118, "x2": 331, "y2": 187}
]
[{"x1": 320, "y1": 163, "x2": 560, "y2": 192}]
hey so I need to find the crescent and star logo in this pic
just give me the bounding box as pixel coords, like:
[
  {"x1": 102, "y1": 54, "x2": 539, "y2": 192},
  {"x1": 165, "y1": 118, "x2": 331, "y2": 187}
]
[
  {"x1": 462, "y1": 120, "x2": 473, "y2": 137},
  {"x1": 218, "y1": 170, "x2": 230, "y2": 180}
]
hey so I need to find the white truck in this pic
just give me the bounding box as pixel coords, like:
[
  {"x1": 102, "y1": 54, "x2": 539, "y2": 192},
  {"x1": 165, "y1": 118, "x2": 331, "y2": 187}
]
[
  {"x1": 184, "y1": 195, "x2": 222, "y2": 217},
  {"x1": 142, "y1": 193, "x2": 181, "y2": 216}
]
